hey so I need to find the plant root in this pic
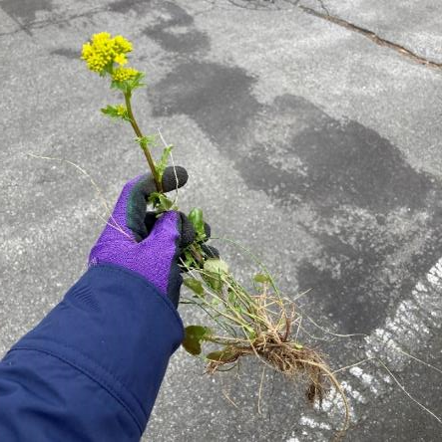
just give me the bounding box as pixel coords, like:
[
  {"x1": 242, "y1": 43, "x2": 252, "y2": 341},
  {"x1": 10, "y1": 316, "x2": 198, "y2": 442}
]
[
  {"x1": 206, "y1": 330, "x2": 350, "y2": 438},
  {"x1": 182, "y1": 259, "x2": 350, "y2": 438}
]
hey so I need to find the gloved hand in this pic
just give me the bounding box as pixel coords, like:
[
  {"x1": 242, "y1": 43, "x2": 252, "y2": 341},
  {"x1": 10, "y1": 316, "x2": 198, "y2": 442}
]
[{"x1": 89, "y1": 166, "x2": 196, "y2": 307}]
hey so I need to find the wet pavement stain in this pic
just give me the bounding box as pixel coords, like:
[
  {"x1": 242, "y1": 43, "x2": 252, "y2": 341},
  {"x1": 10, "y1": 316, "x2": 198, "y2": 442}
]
[
  {"x1": 242, "y1": 96, "x2": 441, "y2": 333},
  {"x1": 151, "y1": 61, "x2": 260, "y2": 144},
  {"x1": 154, "y1": 2, "x2": 194, "y2": 26},
  {"x1": 291, "y1": 120, "x2": 433, "y2": 214},
  {"x1": 144, "y1": 26, "x2": 210, "y2": 55},
  {"x1": 0, "y1": 0, "x2": 53, "y2": 24},
  {"x1": 143, "y1": 2, "x2": 210, "y2": 55},
  {"x1": 234, "y1": 95, "x2": 436, "y2": 214}
]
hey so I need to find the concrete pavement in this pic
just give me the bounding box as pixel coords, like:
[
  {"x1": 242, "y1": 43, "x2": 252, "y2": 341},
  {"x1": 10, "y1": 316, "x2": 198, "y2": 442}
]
[{"x1": 1, "y1": 1, "x2": 442, "y2": 440}]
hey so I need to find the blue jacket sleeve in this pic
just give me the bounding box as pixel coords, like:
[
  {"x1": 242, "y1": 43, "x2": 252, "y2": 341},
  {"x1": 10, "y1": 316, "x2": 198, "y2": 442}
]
[{"x1": 0, "y1": 264, "x2": 184, "y2": 442}]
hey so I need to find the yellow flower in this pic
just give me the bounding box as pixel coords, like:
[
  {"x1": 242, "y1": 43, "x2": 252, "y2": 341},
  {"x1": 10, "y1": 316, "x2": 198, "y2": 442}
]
[
  {"x1": 81, "y1": 32, "x2": 133, "y2": 74},
  {"x1": 112, "y1": 67, "x2": 139, "y2": 82},
  {"x1": 114, "y1": 53, "x2": 127, "y2": 66},
  {"x1": 113, "y1": 35, "x2": 133, "y2": 53},
  {"x1": 115, "y1": 104, "x2": 127, "y2": 117}
]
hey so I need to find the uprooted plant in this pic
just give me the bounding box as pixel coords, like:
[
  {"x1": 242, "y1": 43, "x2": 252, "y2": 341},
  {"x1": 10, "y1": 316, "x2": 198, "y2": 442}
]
[{"x1": 81, "y1": 32, "x2": 350, "y2": 438}]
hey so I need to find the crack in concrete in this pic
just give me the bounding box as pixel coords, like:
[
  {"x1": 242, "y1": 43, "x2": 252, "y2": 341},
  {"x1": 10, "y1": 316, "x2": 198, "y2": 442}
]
[
  {"x1": 299, "y1": 5, "x2": 442, "y2": 70},
  {"x1": 2, "y1": 12, "x2": 32, "y2": 36},
  {"x1": 222, "y1": 0, "x2": 300, "y2": 11},
  {"x1": 312, "y1": 0, "x2": 330, "y2": 15}
]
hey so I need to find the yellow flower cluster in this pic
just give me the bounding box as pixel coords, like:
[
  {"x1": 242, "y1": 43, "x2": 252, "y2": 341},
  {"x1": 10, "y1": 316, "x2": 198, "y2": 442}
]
[
  {"x1": 112, "y1": 67, "x2": 139, "y2": 82},
  {"x1": 81, "y1": 32, "x2": 133, "y2": 73}
]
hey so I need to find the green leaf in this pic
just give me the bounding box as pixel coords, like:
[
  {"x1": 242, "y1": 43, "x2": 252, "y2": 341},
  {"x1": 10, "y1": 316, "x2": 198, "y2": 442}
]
[
  {"x1": 101, "y1": 105, "x2": 130, "y2": 122},
  {"x1": 204, "y1": 259, "x2": 229, "y2": 275},
  {"x1": 147, "y1": 192, "x2": 160, "y2": 207},
  {"x1": 101, "y1": 106, "x2": 114, "y2": 117},
  {"x1": 136, "y1": 134, "x2": 157, "y2": 150},
  {"x1": 111, "y1": 73, "x2": 145, "y2": 94},
  {"x1": 182, "y1": 325, "x2": 212, "y2": 356},
  {"x1": 110, "y1": 80, "x2": 129, "y2": 93},
  {"x1": 158, "y1": 194, "x2": 174, "y2": 210},
  {"x1": 188, "y1": 208, "x2": 206, "y2": 241},
  {"x1": 147, "y1": 192, "x2": 174, "y2": 212},
  {"x1": 254, "y1": 273, "x2": 271, "y2": 284},
  {"x1": 156, "y1": 145, "x2": 173, "y2": 181},
  {"x1": 128, "y1": 72, "x2": 146, "y2": 90},
  {"x1": 183, "y1": 277, "x2": 204, "y2": 296},
  {"x1": 202, "y1": 259, "x2": 228, "y2": 293},
  {"x1": 101, "y1": 105, "x2": 119, "y2": 117}
]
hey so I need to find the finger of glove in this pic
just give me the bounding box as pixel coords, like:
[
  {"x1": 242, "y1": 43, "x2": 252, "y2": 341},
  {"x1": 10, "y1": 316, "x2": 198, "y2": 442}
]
[
  {"x1": 178, "y1": 213, "x2": 196, "y2": 249},
  {"x1": 142, "y1": 211, "x2": 157, "y2": 241},
  {"x1": 143, "y1": 211, "x2": 195, "y2": 247},
  {"x1": 201, "y1": 244, "x2": 220, "y2": 259},
  {"x1": 203, "y1": 222, "x2": 211, "y2": 242},
  {"x1": 108, "y1": 166, "x2": 188, "y2": 242},
  {"x1": 139, "y1": 210, "x2": 182, "y2": 305},
  {"x1": 128, "y1": 166, "x2": 188, "y2": 241}
]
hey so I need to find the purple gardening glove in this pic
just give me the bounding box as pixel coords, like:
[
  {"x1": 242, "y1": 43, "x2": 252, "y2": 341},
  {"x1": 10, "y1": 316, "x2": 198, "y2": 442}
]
[{"x1": 89, "y1": 167, "x2": 196, "y2": 307}]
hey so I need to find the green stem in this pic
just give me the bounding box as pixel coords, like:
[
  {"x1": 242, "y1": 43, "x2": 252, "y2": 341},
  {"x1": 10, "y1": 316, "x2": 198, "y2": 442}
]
[{"x1": 124, "y1": 92, "x2": 163, "y2": 192}]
